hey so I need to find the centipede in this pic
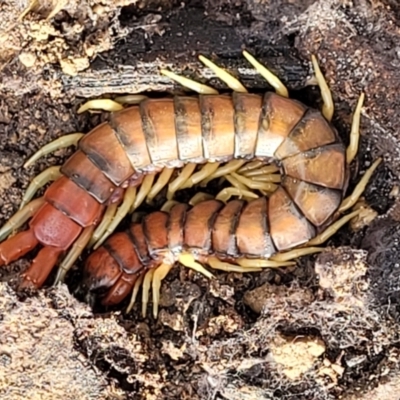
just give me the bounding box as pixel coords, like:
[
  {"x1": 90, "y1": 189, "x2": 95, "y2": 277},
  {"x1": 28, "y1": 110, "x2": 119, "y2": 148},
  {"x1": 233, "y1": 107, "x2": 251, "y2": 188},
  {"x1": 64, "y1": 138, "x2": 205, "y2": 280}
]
[{"x1": 0, "y1": 51, "x2": 381, "y2": 318}]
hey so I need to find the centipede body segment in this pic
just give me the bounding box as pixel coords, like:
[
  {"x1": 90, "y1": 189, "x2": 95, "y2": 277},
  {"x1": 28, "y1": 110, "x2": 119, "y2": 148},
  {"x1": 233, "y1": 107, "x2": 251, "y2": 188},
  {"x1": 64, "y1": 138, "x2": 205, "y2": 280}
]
[{"x1": 0, "y1": 51, "x2": 381, "y2": 317}]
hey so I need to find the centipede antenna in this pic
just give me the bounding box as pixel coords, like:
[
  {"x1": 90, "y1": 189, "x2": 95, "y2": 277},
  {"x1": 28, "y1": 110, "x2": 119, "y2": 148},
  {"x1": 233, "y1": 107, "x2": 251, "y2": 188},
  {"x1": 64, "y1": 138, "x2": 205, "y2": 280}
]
[
  {"x1": 152, "y1": 263, "x2": 173, "y2": 318},
  {"x1": 167, "y1": 163, "x2": 197, "y2": 200},
  {"x1": 200, "y1": 159, "x2": 246, "y2": 186},
  {"x1": 94, "y1": 186, "x2": 137, "y2": 250},
  {"x1": 126, "y1": 272, "x2": 144, "y2": 314},
  {"x1": 237, "y1": 258, "x2": 295, "y2": 268},
  {"x1": 311, "y1": 55, "x2": 334, "y2": 122},
  {"x1": 306, "y1": 210, "x2": 361, "y2": 246},
  {"x1": 55, "y1": 226, "x2": 94, "y2": 284},
  {"x1": 270, "y1": 247, "x2": 324, "y2": 262},
  {"x1": 160, "y1": 69, "x2": 218, "y2": 95},
  {"x1": 113, "y1": 94, "x2": 148, "y2": 105},
  {"x1": 0, "y1": 197, "x2": 45, "y2": 242},
  {"x1": 198, "y1": 55, "x2": 248, "y2": 93},
  {"x1": 339, "y1": 158, "x2": 382, "y2": 212},
  {"x1": 208, "y1": 257, "x2": 262, "y2": 273},
  {"x1": 24, "y1": 133, "x2": 84, "y2": 168},
  {"x1": 77, "y1": 99, "x2": 124, "y2": 114},
  {"x1": 346, "y1": 93, "x2": 365, "y2": 164},
  {"x1": 242, "y1": 50, "x2": 289, "y2": 98},
  {"x1": 178, "y1": 253, "x2": 214, "y2": 279},
  {"x1": 131, "y1": 174, "x2": 155, "y2": 212},
  {"x1": 179, "y1": 163, "x2": 220, "y2": 189},
  {"x1": 146, "y1": 168, "x2": 175, "y2": 204},
  {"x1": 20, "y1": 166, "x2": 62, "y2": 209},
  {"x1": 88, "y1": 204, "x2": 118, "y2": 248},
  {"x1": 142, "y1": 269, "x2": 155, "y2": 317}
]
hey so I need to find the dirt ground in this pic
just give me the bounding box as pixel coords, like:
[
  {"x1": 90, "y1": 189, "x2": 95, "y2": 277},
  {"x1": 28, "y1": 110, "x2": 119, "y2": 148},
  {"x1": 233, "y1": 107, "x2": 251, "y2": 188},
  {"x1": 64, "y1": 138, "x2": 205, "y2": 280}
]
[{"x1": 0, "y1": 0, "x2": 400, "y2": 399}]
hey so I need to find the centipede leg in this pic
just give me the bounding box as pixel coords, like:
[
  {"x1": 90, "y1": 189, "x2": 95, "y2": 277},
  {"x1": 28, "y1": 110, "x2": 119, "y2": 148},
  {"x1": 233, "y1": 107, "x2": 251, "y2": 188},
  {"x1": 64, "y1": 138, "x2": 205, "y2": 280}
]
[
  {"x1": 93, "y1": 186, "x2": 137, "y2": 250},
  {"x1": 243, "y1": 50, "x2": 289, "y2": 98},
  {"x1": 146, "y1": 167, "x2": 175, "y2": 204},
  {"x1": 54, "y1": 225, "x2": 95, "y2": 284},
  {"x1": 311, "y1": 55, "x2": 334, "y2": 122},
  {"x1": 126, "y1": 272, "x2": 145, "y2": 313},
  {"x1": 346, "y1": 93, "x2": 365, "y2": 164},
  {"x1": 152, "y1": 263, "x2": 173, "y2": 318},
  {"x1": 24, "y1": 134, "x2": 84, "y2": 168},
  {"x1": 178, "y1": 163, "x2": 220, "y2": 190},
  {"x1": 0, "y1": 197, "x2": 45, "y2": 242},
  {"x1": 198, "y1": 55, "x2": 248, "y2": 93},
  {"x1": 160, "y1": 69, "x2": 218, "y2": 94},
  {"x1": 89, "y1": 204, "x2": 118, "y2": 247},
  {"x1": 19, "y1": 166, "x2": 62, "y2": 209}
]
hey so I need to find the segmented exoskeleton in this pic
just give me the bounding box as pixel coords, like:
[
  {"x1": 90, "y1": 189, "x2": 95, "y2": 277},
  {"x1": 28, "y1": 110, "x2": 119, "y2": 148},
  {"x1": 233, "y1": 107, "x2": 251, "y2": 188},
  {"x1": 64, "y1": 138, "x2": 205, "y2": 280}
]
[{"x1": 0, "y1": 52, "x2": 380, "y2": 317}]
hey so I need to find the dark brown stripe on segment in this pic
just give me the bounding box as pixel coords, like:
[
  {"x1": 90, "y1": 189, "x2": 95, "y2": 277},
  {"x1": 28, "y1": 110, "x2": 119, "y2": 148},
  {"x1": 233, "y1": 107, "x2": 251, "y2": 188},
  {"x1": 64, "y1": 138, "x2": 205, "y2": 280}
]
[
  {"x1": 61, "y1": 150, "x2": 117, "y2": 204},
  {"x1": 128, "y1": 224, "x2": 151, "y2": 264},
  {"x1": 232, "y1": 92, "x2": 263, "y2": 159},
  {"x1": 140, "y1": 99, "x2": 181, "y2": 166},
  {"x1": 268, "y1": 187, "x2": 316, "y2": 251},
  {"x1": 256, "y1": 92, "x2": 307, "y2": 159},
  {"x1": 110, "y1": 107, "x2": 152, "y2": 171},
  {"x1": 282, "y1": 176, "x2": 342, "y2": 227},
  {"x1": 142, "y1": 211, "x2": 169, "y2": 258},
  {"x1": 274, "y1": 109, "x2": 338, "y2": 160},
  {"x1": 235, "y1": 197, "x2": 275, "y2": 258},
  {"x1": 103, "y1": 232, "x2": 143, "y2": 274},
  {"x1": 282, "y1": 143, "x2": 347, "y2": 189},
  {"x1": 199, "y1": 95, "x2": 235, "y2": 161},
  {"x1": 79, "y1": 122, "x2": 135, "y2": 185},
  {"x1": 167, "y1": 203, "x2": 189, "y2": 253},
  {"x1": 184, "y1": 200, "x2": 224, "y2": 254},
  {"x1": 174, "y1": 96, "x2": 204, "y2": 162},
  {"x1": 212, "y1": 199, "x2": 245, "y2": 257}
]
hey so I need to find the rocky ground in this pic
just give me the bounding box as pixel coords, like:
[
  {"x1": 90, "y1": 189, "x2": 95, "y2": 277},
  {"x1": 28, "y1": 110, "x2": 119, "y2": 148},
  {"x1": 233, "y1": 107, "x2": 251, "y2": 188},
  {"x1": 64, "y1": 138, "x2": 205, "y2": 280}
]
[{"x1": 0, "y1": 1, "x2": 400, "y2": 399}]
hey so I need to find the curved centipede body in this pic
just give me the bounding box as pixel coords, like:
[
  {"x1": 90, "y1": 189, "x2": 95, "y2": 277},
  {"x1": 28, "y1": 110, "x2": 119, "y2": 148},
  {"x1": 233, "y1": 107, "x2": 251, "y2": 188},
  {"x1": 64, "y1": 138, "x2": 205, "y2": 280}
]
[{"x1": 0, "y1": 52, "x2": 380, "y2": 317}]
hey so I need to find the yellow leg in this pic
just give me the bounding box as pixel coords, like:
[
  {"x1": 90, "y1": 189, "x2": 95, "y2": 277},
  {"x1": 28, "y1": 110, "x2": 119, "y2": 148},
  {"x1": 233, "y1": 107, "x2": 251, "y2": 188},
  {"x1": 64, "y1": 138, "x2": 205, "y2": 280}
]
[
  {"x1": 88, "y1": 204, "x2": 118, "y2": 248},
  {"x1": 339, "y1": 158, "x2": 382, "y2": 212},
  {"x1": 346, "y1": 93, "x2": 365, "y2": 164},
  {"x1": 198, "y1": 55, "x2": 247, "y2": 93},
  {"x1": 113, "y1": 94, "x2": 148, "y2": 105},
  {"x1": 199, "y1": 160, "x2": 246, "y2": 186},
  {"x1": 142, "y1": 269, "x2": 155, "y2": 317},
  {"x1": 178, "y1": 253, "x2": 214, "y2": 279},
  {"x1": 243, "y1": 50, "x2": 289, "y2": 98},
  {"x1": 146, "y1": 168, "x2": 175, "y2": 204},
  {"x1": 188, "y1": 192, "x2": 214, "y2": 206},
  {"x1": 311, "y1": 55, "x2": 334, "y2": 121},
  {"x1": 19, "y1": 166, "x2": 62, "y2": 209},
  {"x1": 0, "y1": 197, "x2": 45, "y2": 242},
  {"x1": 152, "y1": 263, "x2": 173, "y2": 318},
  {"x1": 24, "y1": 133, "x2": 84, "y2": 168},
  {"x1": 130, "y1": 174, "x2": 155, "y2": 213},
  {"x1": 54, "y1": 226, "x2": 94, "y2": 284},
  {"x1": 93, "y1": 187, "x2": 137, "y2": 250},
  {"x1": 237, "y1": 258, "x2": 295, "y2": 268},
  {"x1": 167, "y1": 163, "x2": 197, "y2": 200},
  {"x1": 178, "y1": 163, "x2": 220, "y2": 190},
  {"x1": 270, "y1": 247, "x2": 324, "y2": 262},
  {"x1": 77, "y1": 99, "x2": 124, "y2": 114},
  {"x1": 160, "y1": 69, "x2": 218, "y2": 94},
  {"x1": 208, "y1": 257, "x2": 262, "y2": 273},
  {"x1": 306, "y1": 210, "x2": 361, "y2": 246},
  {"x1": 126, "y1": 273, "x2": 144, "y2": 313},
  {"x1": 216, "y1": 187, "x2": 258, "y2": 203}
]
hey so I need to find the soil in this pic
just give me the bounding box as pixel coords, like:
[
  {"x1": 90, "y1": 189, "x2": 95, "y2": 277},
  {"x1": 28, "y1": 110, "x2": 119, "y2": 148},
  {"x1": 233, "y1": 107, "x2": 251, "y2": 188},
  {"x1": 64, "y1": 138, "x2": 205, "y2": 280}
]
[{"x1": 0, "y1": 1, "x2": 400, "y2": 399}]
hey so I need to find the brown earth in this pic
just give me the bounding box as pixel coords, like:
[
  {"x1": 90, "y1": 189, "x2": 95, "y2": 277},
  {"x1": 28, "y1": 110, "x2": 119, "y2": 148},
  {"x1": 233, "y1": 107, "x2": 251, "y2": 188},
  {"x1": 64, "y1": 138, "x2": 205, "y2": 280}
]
[{"x1": 0, "y1": 1, "x2": 400, "y2": 399}]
